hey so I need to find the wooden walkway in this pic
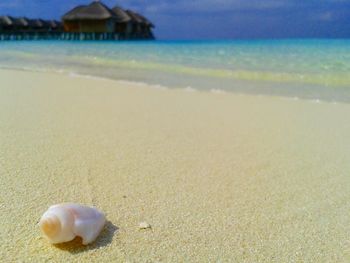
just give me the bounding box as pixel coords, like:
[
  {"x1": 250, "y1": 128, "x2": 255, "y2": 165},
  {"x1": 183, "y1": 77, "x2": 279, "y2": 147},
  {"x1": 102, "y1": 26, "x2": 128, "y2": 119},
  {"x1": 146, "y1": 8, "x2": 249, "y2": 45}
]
[{"x1": 0, "y1": 32, "x2": 148, "y2": 41}]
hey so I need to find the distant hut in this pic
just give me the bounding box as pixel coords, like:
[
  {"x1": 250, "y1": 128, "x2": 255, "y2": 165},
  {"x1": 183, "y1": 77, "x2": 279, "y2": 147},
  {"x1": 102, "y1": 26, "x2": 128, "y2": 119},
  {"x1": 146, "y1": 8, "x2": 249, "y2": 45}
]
[
  {"x1": 61, "y1": 5, "x2": 86, "y2": 32},
  {"x1": 0, "y1": 17, "x2": 4, "y2": 32},
  {"x1": 62, "y1": 1, "x2": 117, "y2": 33},
  {"x1": 0, "y1": 16, "x2": 12, "y2": 32},
  {"x1": 29, "y1": 19, "x2": 47, "y2": 32},
  {"x1": 0, "y1": 16, "x2": 32, "y2": 39},
  {"x1": 46, "y1": 20, "x2": 62, "y2": 32},
  {"x1": 124, "y1": 10, "x2": 142, "y2": 37},
  {"x1": 125, "y1": 10, "x2": 154, "y2": 39},
  {"x1": 1, "y1": 0, "x2": 154, "y2": 41},
  {"x1": 16, "y1": 17, "x2": 31, "y2": 31},
  {"x1": 0, "y1": 16, "x2": 21, "y2": 32},
  {"x1": 0, "y1": 16, "x2": 55, "y2": 39},
  {"x1": 111, "y1": 6, "x2": 132, "y2": 38},
  {"x1": 133, "y1": 13, "x2": 155, "y2": 39}
]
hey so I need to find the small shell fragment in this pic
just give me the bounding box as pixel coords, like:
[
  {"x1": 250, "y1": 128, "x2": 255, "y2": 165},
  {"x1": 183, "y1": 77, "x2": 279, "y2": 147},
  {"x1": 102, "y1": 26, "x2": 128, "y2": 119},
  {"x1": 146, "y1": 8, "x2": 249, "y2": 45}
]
[{"x1": 139, "y1": 222, "x2": 151, "y2": 230}]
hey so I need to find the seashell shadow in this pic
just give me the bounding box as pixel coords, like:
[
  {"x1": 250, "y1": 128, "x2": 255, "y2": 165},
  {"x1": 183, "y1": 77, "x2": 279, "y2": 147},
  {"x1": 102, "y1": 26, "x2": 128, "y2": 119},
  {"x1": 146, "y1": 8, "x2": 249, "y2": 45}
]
[{"x1": 54, "y1": 221, "x2": 118, "y2": 254}]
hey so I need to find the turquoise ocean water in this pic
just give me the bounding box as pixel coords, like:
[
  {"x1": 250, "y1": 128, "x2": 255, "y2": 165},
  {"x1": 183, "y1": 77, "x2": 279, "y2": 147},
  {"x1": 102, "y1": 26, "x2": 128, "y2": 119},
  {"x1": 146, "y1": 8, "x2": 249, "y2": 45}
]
[{"x1": 1, "y1": 40, "x2": 350, "y2": 102}]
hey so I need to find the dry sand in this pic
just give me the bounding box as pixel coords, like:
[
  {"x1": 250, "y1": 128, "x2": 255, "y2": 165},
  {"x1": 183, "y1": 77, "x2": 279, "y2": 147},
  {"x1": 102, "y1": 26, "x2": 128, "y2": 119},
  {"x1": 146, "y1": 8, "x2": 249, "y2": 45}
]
[{"x1": 0, "y1": 69, "x2": 350, "y2": 262}]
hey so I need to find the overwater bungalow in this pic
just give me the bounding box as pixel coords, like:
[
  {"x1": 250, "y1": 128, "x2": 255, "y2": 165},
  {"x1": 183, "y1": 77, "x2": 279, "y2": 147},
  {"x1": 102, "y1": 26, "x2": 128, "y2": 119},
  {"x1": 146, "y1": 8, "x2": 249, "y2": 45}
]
[
  {"x1": 0, "y1": 16, "x2": 22, "y2": 32},
  {"x1": 47, "y1": 20, "x2": 63, "y2": 32},
  {"x1": 0, "y1": 16, "x2": 63, "y2": 40},
  {"x1": 61, "y1": 1, "x2": 155, "y2": 40},
  {"x1": 0, "y1": 16, "x2": 9, "y2": 31},
  {"x1": 0, "y1": 0, "x2": 155, "y2": 40},
  {"x1": 125, "y1": 10, "x2": 155, "y2": 39},
  {"x1": 16, "y1": 17, "x2": 31, "y2": 31},
  {"x1": 29, "y1": 19, "x2": 47, "y2": 32},
  {"x1": 0, "y1": 16, "x2": 50, "y2": 32},
  {"x1": 62, "y1": 2, "x2": 116, "y2": 34},
  {"x1": 124, "y1": 10, "x2": 142, "y2": 37},
  {"x1": 137, "y1": 13, "x2": 155, "y2": 37},
  {"x1": 111, "y1": 6, "x2": 133, "y2": 39}
]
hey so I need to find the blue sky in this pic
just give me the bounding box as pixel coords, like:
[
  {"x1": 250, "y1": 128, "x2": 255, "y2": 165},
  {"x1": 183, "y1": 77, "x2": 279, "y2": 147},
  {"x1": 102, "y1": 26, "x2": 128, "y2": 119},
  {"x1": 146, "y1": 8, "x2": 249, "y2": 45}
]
[{"x1": 1, "y1": 0, "x2": 350, "y2": 39}]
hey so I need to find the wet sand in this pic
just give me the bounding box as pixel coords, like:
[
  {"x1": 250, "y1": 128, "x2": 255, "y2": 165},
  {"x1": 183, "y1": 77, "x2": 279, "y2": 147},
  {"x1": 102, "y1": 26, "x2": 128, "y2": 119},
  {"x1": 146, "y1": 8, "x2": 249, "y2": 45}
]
[{"x1": 0, "y1": 69, "x2": 349, "y2": 262}]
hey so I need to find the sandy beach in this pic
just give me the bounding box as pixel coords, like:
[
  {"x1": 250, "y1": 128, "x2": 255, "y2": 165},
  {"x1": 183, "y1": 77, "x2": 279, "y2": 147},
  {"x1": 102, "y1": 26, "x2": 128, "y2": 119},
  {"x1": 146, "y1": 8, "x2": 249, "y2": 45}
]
[{"x1": 1, "y1": 69, "x2": 350, "y2": 262}]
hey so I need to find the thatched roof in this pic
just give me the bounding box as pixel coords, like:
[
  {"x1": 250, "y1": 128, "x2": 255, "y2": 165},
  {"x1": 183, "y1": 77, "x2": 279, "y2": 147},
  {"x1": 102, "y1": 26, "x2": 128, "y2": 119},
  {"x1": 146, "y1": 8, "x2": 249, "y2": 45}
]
[
  {"x1": 29, "y1": 19, "x2": 44, "y2": 28},
  {"x1": 0, "y1": 16, "x2": 13, "y2": 26},
  {"x1": 0, "y1": 16, "x2": 47, "y2": 28},
  {"x1": 47, "y1": 20, "x2": 62, "y2": 29},
  {"x1": 125, "y1": 10, "x2": 143, "y2": 24},
  {"x1": 0, "y1": 16, "x2": 23, "y2": 27},
  {"x1": 28, "y1": 19, "x2": 52, "y2": 28},
  {"x1": 111, "y1": 6, "x2": 131, "y2": 23},
  {"x1": 0, "y1": 16, "x2": 38, "y2": 28},
  {"x1": 62, "y1": 1, "x2": 116, "y2": 21},
  {"x1": 61, "y1": 5, "x2": 86, "y2": 20},
  {"x1": 0, "y1": 15, "x2": 63, "y2": 31},
  {"x1": 135, "y1": 13, "x2": 155, "y2": 28},
  {"x1": 16, "y1": 17, "x2": 30, "y2": 27},
  {"x1": 61, "y1": 1, "x2": 155, "y2": 28},
  {"x1": 125, "y1": 10, "x2": 154, "y2": 28}
]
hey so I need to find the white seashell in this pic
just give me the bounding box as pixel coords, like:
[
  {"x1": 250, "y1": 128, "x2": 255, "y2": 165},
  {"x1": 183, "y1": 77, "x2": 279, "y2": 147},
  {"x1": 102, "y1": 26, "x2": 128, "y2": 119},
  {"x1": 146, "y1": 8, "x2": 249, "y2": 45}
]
[
  {"x1": 39, "y1": 203, "x2": 106, "y2": 245},
  {"x1": 139, "y1": 222, "x2": 151, "y2": 230}
]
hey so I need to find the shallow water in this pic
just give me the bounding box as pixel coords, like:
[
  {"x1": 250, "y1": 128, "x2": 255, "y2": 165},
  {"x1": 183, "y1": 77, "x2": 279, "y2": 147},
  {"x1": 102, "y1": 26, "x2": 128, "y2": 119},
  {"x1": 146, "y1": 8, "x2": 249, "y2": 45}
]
[{"x1": 1, "y1": 39, "x2": 350, "y2": 102}]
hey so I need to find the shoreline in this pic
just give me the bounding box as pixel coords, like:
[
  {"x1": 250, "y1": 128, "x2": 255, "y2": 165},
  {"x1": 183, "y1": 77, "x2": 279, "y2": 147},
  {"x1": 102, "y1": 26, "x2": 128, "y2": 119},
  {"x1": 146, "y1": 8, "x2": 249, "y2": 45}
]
[
  {"x1": 2, "y1": 39, "x2": 350, "y2": 104},
  {"x1": 0, "y1": 66, "x2": 347, "y2": 105},
  {"x1": 1, "y1": 69, "x2": 350, "y2": 262}
]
